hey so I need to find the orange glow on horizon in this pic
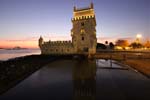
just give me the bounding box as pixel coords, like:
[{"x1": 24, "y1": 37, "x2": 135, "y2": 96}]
[
  {"x1": 0, "y1": 40, "x2": 38, "y2": 49},
  {"x1": 0, "y1": 36, "x2": 136, "y2": 49},
  {"x1": 0, "y1": 36, "x2": 71, "y2": 49}
]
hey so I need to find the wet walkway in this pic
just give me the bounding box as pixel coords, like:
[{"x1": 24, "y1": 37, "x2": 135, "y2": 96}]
[{"x1": 0, "y1": 59, "x2": 150, "y2": 100}]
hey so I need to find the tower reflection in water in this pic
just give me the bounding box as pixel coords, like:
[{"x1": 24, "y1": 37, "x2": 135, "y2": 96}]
[{"x1": 73, "y1": 60, "x2": 96, "y2": 100}]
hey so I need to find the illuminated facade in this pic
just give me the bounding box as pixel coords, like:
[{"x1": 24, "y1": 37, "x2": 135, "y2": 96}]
[{"x1": 39, "y1": 3, "x2": 97, "y2": 55}]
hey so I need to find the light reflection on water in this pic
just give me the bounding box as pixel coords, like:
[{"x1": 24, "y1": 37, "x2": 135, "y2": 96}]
[
  {"x1": 1, "y1": 59, "x2": 97, "y2": 100},
  {"x1": 73, "y1": 60, "x2": 96, "y2": 99},
  {"x1": 1, "y1": 59, "x2": 150, "y2": 100}
]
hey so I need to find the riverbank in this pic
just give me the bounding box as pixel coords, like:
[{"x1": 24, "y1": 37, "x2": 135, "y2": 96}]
[
  {"x1": 122, "y1": 59, "x2": 150, "y2": 78},
  {"x1": 94, "y1": 52, "x2": 150, "y2": 78}
]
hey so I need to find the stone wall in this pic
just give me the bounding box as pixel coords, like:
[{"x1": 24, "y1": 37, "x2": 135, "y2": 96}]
[{"x1": 40, "y1": 41, "x2": 76, "y2": 54}]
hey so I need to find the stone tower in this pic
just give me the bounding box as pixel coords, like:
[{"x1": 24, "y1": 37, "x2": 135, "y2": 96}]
[{"x1": 71, "y1": 3, "x2": 97, "y2": 54}]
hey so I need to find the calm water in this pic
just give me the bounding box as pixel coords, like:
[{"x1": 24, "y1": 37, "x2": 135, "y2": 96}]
[
  {"x1": 0, "y1": 49, "x2": 41, "y2": 60},
  {"x1": 1, "y1": 59, "x2": 150, "y2": 100}
]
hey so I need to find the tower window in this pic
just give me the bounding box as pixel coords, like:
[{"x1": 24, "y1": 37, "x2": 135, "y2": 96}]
[
  {"x1": 80, "y1": 29, "x2": 85, "y2": 35},
  {"x1": 81, "y1": 22, "x2": 84, "y2": 26},
  {"x1": 71, "y1": 32, "x2": 73, "y2": 36},
  {"x1": 82, "y1": 37, "x2": 84, "y2": 41}
]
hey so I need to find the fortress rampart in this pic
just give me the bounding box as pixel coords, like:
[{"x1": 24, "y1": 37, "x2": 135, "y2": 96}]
[{"x1": 39, "y1": 40, "x2": 75, "y2": 54}]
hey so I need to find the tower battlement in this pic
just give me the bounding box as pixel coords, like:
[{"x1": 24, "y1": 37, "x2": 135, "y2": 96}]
[
  {"x1": 73, "y1": 3, "x2": 95, "y2": 19},
  {"x1": 72, "y1": 15, "x2": 95, "y2": 21},
  {"x1": 42, "y1": 40, "x2": 72, "y2": 46}
]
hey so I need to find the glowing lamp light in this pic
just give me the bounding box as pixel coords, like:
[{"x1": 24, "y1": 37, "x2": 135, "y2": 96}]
[{"x1": 136, "y1": 34, "x2": 142, "y2": 38}]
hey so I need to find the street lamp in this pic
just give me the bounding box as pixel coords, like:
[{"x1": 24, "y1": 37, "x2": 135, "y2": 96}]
[
  {"x1": 136, "y1": 34, "x2": 142, "y2": 39},
  {"x1": 136, "y1": 34, "x2": 142, "y2": 43}
]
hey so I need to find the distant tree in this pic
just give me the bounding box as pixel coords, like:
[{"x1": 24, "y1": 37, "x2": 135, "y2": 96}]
[
  {"x1": 130, "y1": 42, "x2": 143, "y2": 49},
  {"x1": 115, "y1": 40, "x2": 129, "y2": 49},
  {"x1": 144, "y1": 40, "x2": 150, "y2": 48},
  {"x1": 109, "y1": 42, "x2": 115, "y2": 49},
  {"x1": 105, "y1": 41, "x2": 108, "y2": 45},
  {"x1": 96, "y1": 43, "x2": 107, "y2": 49}
]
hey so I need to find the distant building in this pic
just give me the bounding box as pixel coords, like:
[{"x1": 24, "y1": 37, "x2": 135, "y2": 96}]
[{"x1": 39, "y1": 3, "x2": 97, "y2": 55}]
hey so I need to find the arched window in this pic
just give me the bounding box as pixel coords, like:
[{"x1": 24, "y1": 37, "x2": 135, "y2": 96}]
[{"x1": 81, "y1": 22, "x2": 84, "y2": 26}]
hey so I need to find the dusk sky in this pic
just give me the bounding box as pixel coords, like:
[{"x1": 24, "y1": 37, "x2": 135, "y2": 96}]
[{"x1": 0, "y1": 0, "x2": 149, "y2": 48}]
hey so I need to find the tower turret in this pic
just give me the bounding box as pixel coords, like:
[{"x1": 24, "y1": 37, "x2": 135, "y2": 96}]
[
  {"x1": 90, "y1": 2, "x2": 94, "y2": 9},
  {"x1": 39, "y1": 36, "x2": 43, "y2": 47},
  {"x1": 74, "y1": 6, "x2": 76, "y2": 11}
]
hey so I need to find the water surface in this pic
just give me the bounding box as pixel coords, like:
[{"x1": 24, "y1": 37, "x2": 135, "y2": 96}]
[
  {"x1": 0, "y1": 49, "x2": 40, "y2": 60},
  {"x1": 1, "y1": 59, "x2": 150, "y2": 100}
]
